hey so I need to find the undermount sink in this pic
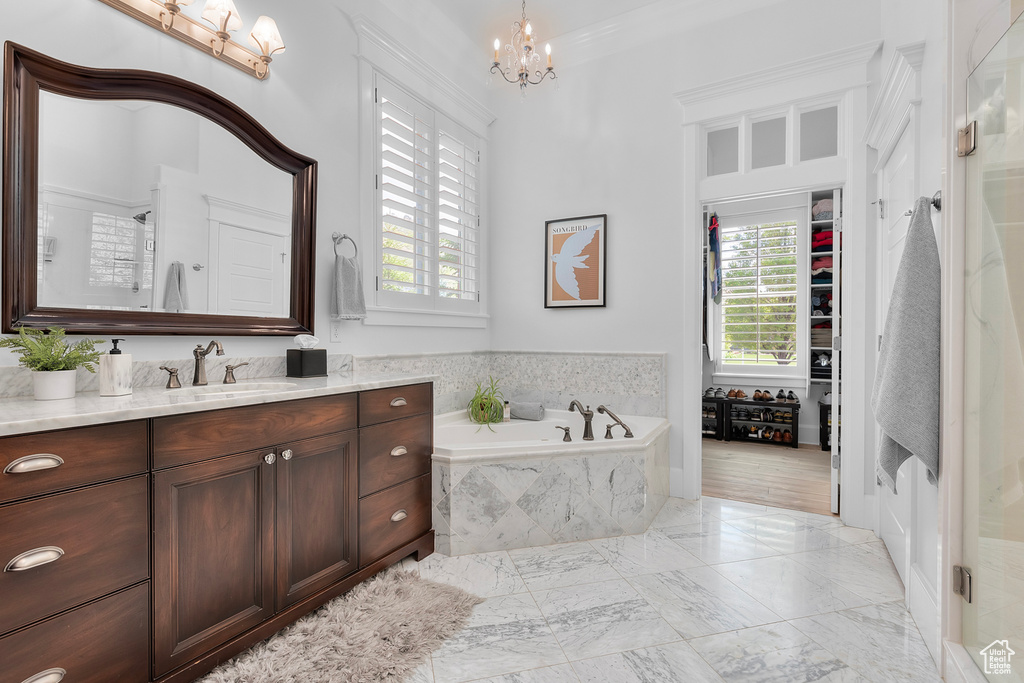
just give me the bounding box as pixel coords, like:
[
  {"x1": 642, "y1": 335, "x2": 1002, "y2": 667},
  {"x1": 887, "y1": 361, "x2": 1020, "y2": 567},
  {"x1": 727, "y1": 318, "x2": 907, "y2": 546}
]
[{"x1": 177, "y1": 382, "x2": 299, "y2": 396}]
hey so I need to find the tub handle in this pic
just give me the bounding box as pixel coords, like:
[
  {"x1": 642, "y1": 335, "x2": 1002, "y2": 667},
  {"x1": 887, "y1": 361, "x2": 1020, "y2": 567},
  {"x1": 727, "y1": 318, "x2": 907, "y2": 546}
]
[
  {"x1": 390, "y1": 446, "x2": 408, "y2": 457},
  {"x1": 390, "y1": 397, "x2": 407, "y2": 407},
  {"x1": 390, "y1": 509, "x2": 408, "y2": 522}
]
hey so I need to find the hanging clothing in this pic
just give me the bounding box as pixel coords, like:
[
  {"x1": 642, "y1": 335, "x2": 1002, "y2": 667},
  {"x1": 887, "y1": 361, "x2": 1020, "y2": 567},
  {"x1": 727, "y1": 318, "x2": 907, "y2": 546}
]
[{"x1": 708, "y1": 213, "x2": 722, "y2": 305}]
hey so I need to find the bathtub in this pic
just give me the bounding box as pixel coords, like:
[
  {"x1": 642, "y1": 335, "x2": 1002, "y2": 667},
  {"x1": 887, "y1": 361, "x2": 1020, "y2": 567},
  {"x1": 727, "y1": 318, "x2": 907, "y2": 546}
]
[{"x1": 431, "y1": 409, "x2": 670, "y2": 556}]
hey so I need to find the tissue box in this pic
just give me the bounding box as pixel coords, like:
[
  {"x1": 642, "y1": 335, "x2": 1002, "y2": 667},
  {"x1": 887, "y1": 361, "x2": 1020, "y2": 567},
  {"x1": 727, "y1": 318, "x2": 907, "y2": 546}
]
[{"x1": 287, "y1": 349, "x2": 327, "y2": 378}]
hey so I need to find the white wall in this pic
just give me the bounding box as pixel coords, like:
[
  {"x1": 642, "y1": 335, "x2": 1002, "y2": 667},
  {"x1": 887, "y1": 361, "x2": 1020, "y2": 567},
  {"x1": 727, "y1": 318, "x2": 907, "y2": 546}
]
[
  {"x1": 0, "y1": 0, "x2": 491, "y2": 362},
  {"x1": 488, "y1": 0, "x2": 882, "y2": 498}
]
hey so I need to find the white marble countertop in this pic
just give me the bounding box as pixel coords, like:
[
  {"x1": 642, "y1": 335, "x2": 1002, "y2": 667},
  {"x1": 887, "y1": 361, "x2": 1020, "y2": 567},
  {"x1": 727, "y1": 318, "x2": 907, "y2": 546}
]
[{"x1": 0, "y1": 372, "x2": 438, "y2": 437}]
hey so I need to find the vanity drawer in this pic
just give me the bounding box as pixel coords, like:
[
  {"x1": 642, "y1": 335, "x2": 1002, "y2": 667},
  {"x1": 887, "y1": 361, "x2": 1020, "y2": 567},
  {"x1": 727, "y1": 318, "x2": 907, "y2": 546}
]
[
  {"x1": 0, "y1": 421, "x2": 148, "y2": 504},
  {"x1": 359, "y1": 474, "x2": 431, "y2": 567},
  {"x1": 359, "y1": 414, "x2": 432, "y2": 497},
  {"x1": 359, "y1": 383, "x2": 432, "y2": 426},
  {"x1": 0, "y1": 582, "x2": 149, "y2": 683},
  {"x1": 0, "y1": 475, "x2": 149, "y2": 636},
  {"x1": 153, "y1": 393, "x2": 358, "y2": 469}
]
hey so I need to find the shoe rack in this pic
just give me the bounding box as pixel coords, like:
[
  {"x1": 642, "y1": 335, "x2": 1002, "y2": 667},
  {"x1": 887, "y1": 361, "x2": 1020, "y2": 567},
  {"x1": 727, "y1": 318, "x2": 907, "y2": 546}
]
[
  {"x1": 726, "y1": 398, "x2": 800, "y2": 449},
  {"x1": 701, "y1": 397, "x2": 727, "y2": 440}
]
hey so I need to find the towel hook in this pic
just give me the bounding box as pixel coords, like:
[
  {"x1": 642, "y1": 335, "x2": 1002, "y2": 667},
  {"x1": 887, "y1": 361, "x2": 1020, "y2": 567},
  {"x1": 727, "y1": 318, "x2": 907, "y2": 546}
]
[{"x1": 332, "y1": 232, "x2": 358, "y2": 258}]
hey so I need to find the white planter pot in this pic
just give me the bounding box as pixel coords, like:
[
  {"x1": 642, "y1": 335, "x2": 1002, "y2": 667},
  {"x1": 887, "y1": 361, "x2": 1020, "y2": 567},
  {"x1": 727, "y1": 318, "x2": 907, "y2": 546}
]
[{"x1": 32, "y1": 369, "x2": 77, "y2": 401}]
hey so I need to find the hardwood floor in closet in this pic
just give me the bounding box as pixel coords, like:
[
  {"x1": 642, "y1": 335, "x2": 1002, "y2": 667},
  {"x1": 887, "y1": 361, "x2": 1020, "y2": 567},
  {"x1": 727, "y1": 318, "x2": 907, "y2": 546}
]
[{"x1": 701, "y1": 440, "x2": 834, "y2": 516}]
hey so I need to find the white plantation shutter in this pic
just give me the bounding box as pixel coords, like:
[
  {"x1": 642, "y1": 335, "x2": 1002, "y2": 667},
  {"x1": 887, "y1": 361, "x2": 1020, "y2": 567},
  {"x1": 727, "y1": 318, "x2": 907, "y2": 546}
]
[
  {"x1": 375, "y1": 76, "x2": 482, "y2": 313},
  {"x1": 719, "y1": 219, "x2": 799, "y2": 368}
]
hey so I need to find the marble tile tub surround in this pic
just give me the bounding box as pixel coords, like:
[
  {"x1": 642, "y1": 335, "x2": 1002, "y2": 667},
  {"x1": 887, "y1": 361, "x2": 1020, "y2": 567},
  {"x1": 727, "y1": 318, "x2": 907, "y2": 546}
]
[
  {"x1": 432, "y1": 427, "x2": 670, "y2": 556},
  {"x1": 0, "y1": 353, "x2": 354, "y2": 399},
  {"x1": 355, "y1": 350, "x2": 667, "y2": 418},
  {"x1": 401, "y1": 496, "x2": 940, "y2": 683}
]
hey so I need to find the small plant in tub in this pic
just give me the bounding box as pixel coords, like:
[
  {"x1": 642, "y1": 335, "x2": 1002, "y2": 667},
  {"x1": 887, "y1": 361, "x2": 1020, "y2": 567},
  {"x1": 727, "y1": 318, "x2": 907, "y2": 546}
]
[
  {"x1": 0, "y1": 327, "x2": 105, "y2": 400},
  {"x1": 467, "y1": 376, "x2": 505, "y2": 426}
]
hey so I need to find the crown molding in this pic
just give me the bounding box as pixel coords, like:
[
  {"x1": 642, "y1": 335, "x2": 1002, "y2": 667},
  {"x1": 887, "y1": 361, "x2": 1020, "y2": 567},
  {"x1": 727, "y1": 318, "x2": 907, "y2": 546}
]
[
  {"x1": 674, "y1": 40, "x2": 881, "y2": 115},
  {"x1": 865, "y1": 42, "x2": 925, "y2": 167},
  {"x1": 350, "y1": 14, "x2": 496, "y2": 130}
]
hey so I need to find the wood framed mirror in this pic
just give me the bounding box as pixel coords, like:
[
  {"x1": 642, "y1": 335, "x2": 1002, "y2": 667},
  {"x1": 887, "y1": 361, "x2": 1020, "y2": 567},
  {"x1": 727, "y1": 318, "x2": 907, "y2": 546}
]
[{"x1": 3, "y1": 42, "x2": 317, "y2": 335}]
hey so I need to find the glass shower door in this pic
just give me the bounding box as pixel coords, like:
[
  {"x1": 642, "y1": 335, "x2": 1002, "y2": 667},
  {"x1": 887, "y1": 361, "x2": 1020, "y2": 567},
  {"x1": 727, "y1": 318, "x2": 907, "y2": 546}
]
[{"x1": 964, "y1": 13, "x2": 1024, "y2": 681}]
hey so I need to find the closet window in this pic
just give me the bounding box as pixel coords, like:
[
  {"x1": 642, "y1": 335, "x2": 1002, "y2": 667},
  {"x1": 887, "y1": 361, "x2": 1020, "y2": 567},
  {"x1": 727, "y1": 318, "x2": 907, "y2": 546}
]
[
  {"x1": 718, "y1": 217, "x2": 800, "y2": 372},
  {"x1": 375, "y1": 76, "x2": 481, "y2": 313}
]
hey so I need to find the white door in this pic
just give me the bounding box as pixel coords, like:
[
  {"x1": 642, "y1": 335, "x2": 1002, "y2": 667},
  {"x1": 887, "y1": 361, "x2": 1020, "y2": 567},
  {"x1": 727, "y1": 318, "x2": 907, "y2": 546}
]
[
  {"x1": 215, "y1": 225, "x2": 287, "y2": 317},
  {"x1": 877, "y1": 121, "x2": 915, "y2": 585}
]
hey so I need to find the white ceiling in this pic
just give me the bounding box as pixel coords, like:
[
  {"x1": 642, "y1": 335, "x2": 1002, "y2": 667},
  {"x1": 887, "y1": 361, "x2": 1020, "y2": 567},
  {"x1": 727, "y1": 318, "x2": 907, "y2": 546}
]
[{"x1": 432, "y1": 0, "x2": 666, "y2": 45}]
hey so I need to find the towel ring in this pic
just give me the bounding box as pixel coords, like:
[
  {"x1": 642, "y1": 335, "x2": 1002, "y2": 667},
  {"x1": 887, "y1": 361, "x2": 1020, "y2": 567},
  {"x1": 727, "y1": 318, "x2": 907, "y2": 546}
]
[{"x1": 332, "y1": 232, "x2": 358, "y2": 258}]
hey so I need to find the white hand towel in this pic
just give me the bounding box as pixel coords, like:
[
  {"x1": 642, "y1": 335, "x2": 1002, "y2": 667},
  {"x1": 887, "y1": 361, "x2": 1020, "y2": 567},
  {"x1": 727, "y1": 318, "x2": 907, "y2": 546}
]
[
  {"x1": 331, "y1": 254, "x2": 366, "y2": 320},
  {"x1": 871, "y1": 196, "x2": 940, "y2": 493},
  {"x1": 163, "y1": 261, "x2": 189, "y2": 313}
]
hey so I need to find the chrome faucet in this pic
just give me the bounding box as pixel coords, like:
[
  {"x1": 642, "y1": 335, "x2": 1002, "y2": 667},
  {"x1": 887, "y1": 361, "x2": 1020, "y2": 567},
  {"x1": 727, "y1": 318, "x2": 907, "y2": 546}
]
[
  {"x1": 598, "y1": 405, "x2": 633, "y2": 438},
  {"x1": 569, "y1": 400, "x2": 595, "y2": 441},
  {"x1": 192, "y1": 340, "x2": 224, "y2": 386}
]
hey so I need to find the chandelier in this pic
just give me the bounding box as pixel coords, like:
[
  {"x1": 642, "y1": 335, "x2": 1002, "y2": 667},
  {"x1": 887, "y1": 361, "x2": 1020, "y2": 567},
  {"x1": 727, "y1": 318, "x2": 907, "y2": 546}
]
[{"x1": 490, "y1": 0, "x2": 556, "y2": 91}]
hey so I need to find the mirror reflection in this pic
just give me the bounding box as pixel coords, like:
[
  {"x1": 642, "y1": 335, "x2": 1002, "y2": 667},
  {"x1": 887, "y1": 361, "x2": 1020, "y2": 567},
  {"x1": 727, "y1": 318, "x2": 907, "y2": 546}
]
[{"x1": 37, "y1": 92, "x2": 293, "y2": 317}]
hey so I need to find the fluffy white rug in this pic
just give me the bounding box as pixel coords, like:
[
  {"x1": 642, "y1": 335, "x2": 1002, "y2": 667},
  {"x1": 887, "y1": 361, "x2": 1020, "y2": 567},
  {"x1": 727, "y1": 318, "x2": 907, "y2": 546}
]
[{"x1": 198, "y1": 569, "x2": 482, "y2": 683}]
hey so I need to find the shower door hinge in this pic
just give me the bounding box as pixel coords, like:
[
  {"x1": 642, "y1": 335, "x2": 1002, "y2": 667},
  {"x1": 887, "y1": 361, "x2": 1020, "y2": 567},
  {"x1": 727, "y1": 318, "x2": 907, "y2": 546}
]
[
  {"x1": 958, "y1": 121, "x2": 977, "y2": 157},
  {"x1": 953, "y1": 565, "x2": 973, "y2": 603}
]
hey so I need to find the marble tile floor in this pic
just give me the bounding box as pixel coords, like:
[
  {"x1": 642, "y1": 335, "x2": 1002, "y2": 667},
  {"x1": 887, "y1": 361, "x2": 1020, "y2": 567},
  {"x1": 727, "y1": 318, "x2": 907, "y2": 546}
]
[{"x1": 401, "y1": 496, "x2": 941, "y2": 683}]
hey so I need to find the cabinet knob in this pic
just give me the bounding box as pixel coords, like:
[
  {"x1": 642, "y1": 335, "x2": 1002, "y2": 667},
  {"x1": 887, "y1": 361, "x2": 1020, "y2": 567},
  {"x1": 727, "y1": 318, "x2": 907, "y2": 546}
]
[
  {"x1": 5, "y1": 546, "x2": 64, "y2": 573},
  {"x1": 281, "y1": 449, "x2": 293, "y2": 461},
  {"x1": 390, "y1": 509, "x2": 408, "y2": 522},
  {"x1": 4, "y1": 454, "x2": 64, "y2": 475},
  {"x1": 389, "y1": 397, "x2": 408, "y2": 407},
  {"x1": 264, "y1": 452, "x2": 276, "y2": 464},
  {"x1": 390, "y1": 446, "x2": 408, "y2": 457},
  {"x1": 20, "y1": 668, "x2": 66, "y2": 683}
]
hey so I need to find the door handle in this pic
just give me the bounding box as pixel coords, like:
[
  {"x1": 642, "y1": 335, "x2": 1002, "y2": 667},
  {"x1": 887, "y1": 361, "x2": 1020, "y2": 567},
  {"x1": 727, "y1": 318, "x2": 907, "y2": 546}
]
[
  {"x1": 281, "y1": 449, "x2": 293, "y2": 461},
  {"x1": 264, "y1": 452, "x2": 276, "y2": 464}
]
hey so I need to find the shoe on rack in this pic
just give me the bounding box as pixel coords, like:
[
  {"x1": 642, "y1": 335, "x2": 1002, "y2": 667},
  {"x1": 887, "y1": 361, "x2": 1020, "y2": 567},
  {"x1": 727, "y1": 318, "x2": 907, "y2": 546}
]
[
  {"x1": 764, "y1": 390, "x2": 775, "y2": 402},
  {"x1": 714, "y1": 387, "x2": 727, "y2": 399},
  {"x1": 822, "y1": 392, "x2": 832, "y2": 405},
  {"x1": 735, "y1": 389, "x2": 747, "y2": 399},
  {"x1": 727, "y1": 388, "x2": 737, "y2": 398},
  {"x1": 776, "y1": 390, "x2": 786, "y2": 401},
  {"x1": 772, "y1": 429, "x2": 783, "y2": 442},
  {"x1": 787, "y1": 390, "x2": 798, "y2": 403},
  {"x1": 782, "y1": 429, "x2": 793, "y2": 443},
  {"x1": 749, "y1": 426, "x2": 759, "y2": 438},
  {"x1": 704, "y1": 387, "x2": 715, "y2": 398},
  {"x1": 753, "y1": 390, "x2": 764, "y2": 401},
  {"x1": 763, "y1": 427, "x2": 774, "y2": 440}
]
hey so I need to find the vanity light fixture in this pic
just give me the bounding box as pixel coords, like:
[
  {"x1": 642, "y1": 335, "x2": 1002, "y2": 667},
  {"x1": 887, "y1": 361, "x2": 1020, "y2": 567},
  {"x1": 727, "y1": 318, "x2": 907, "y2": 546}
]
[
  {"x1": 96, "y1": 0, "x2": 285, "y2": 80},
  {"x1": 490, "y1": 0, "x2": 556, "y2": 92}
]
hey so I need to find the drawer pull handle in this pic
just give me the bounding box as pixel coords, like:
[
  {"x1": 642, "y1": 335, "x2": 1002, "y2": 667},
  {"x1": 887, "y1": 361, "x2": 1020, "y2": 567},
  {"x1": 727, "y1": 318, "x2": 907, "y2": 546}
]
[
  {"x1": 390, "y1": 446, "x2": 408, "y2": 457},
  {"x1": 390, "y1": 397, "x2": 408, "y2": 407},
  {"x1": 264, "y1": 452, "x2": 276, "y2": 465},
  {"x1": 21, "y1": 668, "x2": 66, "y2": 683},
  {"x1": 390, "y1": 509, "x2": 408, "y2": 522},
  {"x1": 4, "y1": 454, "x2": 64, "y2": 475},
  {"x1": 281, "y1": 449, "x2": 293, "y2": 461},
  {"x1": 5, "y1": 546, "x2": 64, "y2": 573}
]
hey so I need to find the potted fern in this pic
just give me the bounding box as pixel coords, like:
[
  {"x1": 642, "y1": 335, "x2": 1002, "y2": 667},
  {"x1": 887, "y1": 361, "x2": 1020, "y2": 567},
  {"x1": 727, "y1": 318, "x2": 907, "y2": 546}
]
[
  {"x1": 0, "y1": 328, "x2": 104, "y2": 400},
  {"x1": 467, "y1": 376, "x2": 505, "y2": 427}
]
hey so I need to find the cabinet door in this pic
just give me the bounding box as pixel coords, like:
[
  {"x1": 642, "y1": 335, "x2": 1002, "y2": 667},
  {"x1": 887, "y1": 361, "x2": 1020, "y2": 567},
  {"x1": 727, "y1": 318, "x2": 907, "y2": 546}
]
[
  {"x1": 276, "y1": 431, "x2": 358, "y2": 609},
  {"x1": 152, "y1": 450, "x2": 276, "y2": 678}
]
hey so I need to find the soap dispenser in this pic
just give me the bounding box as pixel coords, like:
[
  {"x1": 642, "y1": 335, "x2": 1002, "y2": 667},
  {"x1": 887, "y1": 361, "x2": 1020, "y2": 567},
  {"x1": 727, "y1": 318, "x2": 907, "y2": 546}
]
[{"x1": 99, "y1": 338, "x2": 132, "y2": 396}]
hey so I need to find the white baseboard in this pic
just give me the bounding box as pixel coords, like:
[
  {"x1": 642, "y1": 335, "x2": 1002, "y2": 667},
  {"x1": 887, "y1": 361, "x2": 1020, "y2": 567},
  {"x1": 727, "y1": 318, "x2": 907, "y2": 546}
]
[
  {"x1": 908, "y1": 563, "x2": 940, "y2": 667},
  {"x1": 943, "y1": 640, "x2": 988, "y2": 682}
]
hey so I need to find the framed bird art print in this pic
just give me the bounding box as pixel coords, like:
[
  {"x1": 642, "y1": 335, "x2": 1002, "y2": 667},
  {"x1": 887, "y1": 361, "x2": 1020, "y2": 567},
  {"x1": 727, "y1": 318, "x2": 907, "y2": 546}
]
[{"x1": 544, "y1": 214, "x2": 607, "y2": 308}]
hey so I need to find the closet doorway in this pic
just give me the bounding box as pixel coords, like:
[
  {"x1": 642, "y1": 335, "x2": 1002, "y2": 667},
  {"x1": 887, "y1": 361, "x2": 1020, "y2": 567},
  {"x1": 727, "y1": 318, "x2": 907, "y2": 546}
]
[{"x1": 701, "y1": 192, "x2": 840, "y2": 517}]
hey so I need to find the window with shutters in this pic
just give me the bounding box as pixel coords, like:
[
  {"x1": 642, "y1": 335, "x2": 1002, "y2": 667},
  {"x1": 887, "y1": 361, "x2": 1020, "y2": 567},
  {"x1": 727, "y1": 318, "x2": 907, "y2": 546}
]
[
  {"x1": 375, "y1": 75, "x2": 481, "y2": 314},
  {"x1": 716, "y1": 209, "x2": 804, "y2": 378}
]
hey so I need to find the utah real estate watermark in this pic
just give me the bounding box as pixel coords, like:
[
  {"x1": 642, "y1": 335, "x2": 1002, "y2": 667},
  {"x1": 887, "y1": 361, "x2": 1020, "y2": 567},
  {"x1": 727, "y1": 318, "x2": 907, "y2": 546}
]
[{"x1": 981, "y1": 640, "x2": 1015, "y2": 675}]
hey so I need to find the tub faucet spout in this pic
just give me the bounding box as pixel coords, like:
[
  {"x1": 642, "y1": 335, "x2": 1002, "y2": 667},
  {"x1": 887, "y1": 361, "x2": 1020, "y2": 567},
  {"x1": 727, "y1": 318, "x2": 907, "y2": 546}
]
[
  {"x1": 569, "y1": 400, "x2": 595, "y2": 441},
  {"x1": 598, "y1": 405, "x2": 633, "y2": 438}
]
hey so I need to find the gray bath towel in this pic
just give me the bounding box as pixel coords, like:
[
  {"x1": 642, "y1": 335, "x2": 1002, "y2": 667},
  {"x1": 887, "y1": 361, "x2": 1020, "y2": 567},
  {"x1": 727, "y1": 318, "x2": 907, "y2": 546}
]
[
  {"x1": 331, "y1": 254, "x2": 366, "y2": 320},
  {"x1": 510, "y1": 402, "x2": 545, "y2": 421},
  {"x1": 871, "y1": 196, "x2": 940, "y2": 492},
  {"x1": 163, "y1": 261, "x2": 188, "y2": 313}
]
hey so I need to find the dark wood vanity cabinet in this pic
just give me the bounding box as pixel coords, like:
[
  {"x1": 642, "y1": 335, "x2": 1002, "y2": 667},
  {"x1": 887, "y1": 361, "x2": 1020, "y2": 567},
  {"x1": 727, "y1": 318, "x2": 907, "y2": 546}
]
[{"x1": 0, "y1": 382, "x2": 433, "y2": 683}]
